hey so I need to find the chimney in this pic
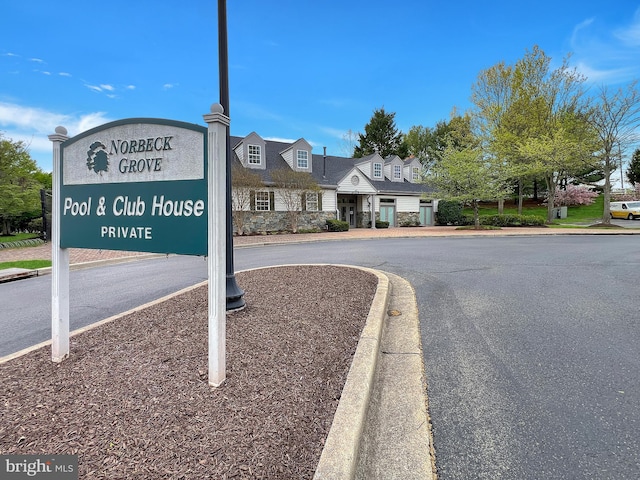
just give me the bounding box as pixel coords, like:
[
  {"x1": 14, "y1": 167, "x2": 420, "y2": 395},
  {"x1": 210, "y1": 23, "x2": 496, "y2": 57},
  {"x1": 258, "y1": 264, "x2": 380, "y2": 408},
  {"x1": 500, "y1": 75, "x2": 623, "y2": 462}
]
[{"x1": 323, "y1": 146, "x2": 327, "y2": 179}]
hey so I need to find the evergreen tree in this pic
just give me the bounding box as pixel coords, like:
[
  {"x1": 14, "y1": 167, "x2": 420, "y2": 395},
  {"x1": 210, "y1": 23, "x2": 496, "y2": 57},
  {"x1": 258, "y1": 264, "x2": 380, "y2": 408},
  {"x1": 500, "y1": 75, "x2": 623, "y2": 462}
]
[
  {"x1": 353, "y1": 107, "x2": 407, "y2": 158},
  {"x1": 626, "y1": 148, "x2": 640, "y2": 186}
]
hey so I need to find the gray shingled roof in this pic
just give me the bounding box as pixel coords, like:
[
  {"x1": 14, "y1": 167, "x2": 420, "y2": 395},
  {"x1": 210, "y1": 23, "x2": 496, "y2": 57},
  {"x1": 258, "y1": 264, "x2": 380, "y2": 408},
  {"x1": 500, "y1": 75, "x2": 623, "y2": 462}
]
[{"x1": 230, "y1": 135, "x2": 434, "y2": 196}]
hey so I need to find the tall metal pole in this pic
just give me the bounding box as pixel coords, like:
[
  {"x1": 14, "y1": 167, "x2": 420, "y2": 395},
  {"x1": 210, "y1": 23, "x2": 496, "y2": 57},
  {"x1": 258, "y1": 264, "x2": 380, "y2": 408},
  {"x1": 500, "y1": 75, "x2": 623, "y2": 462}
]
[{"x1": 218, "y1": 0, "x2": 245, "y2": 311}]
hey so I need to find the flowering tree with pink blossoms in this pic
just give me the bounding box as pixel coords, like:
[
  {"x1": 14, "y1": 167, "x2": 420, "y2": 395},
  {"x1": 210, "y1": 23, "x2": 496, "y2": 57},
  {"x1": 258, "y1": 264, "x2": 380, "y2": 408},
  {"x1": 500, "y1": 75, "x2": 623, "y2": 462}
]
[{"x1": 553, "y1": 185, "x2": 598, "y2": 206}]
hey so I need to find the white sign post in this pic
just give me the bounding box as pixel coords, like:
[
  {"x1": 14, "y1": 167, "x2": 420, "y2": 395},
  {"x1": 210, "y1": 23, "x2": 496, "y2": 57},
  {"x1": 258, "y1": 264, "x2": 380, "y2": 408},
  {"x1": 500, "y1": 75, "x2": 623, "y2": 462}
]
[
  {"x1": 48, "y1": 105, "x2": 230, "y2": 385},
  {"x1": 204, "y1": 104, "x2": 230, "y2": 387},
  {"x1": 49, "y1": 126, "x2": 70, "y2": 362}
]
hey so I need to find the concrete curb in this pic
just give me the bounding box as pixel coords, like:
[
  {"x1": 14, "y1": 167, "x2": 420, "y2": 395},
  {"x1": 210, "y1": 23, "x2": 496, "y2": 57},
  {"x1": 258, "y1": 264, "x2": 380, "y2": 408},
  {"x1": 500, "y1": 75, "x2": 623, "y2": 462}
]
[
  {"x1": 313, "y1": 267, "x2": 390, "y2": 479},
  {"x1": 355, "y1": 272, "x2": 434, "y2": 479},
  {"x1": 0, "y1": 268, "x2": 37, "y2": 283}
]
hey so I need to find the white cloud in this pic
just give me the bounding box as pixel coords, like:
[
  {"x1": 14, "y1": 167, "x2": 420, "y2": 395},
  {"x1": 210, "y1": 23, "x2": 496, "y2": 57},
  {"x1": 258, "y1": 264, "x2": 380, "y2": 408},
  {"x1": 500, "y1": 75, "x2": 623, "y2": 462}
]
[
  {"x1": 163, "y1": 83, "x2": 177, "y2": 90},
  {"x1": 0, "y1": 102, "x2": 66, "y2": 132},
  {"x1": 125, "y1": 85, "x2": 136, "y2": 90},
  {"x1": 570, "y1": 11, "x2": 640, "y2": 85},
  {"x1": 59, "y1": 72, "x2": 71, "y2": 77},
  {"x1": 574, "y1": 61, "x2": 635, "y2": 84},
  {"x1": 73, "y1": 111, "x2": 111, "y2": 133},
  {"x1": 29, "y1": 57, "x2": 44, "y2": 63},
  {"x1": 615, "y1": 7, "x2": 640, "y2": 47},
  {"x1": 0, "y1": 102, "x2": 112, "y2": 170},
  {"x1": 85, "y1": 83, "x2": 115, "y2": 93},
  {"x1": 570, "y1": 18, "x2": 594, "y2": 47}
]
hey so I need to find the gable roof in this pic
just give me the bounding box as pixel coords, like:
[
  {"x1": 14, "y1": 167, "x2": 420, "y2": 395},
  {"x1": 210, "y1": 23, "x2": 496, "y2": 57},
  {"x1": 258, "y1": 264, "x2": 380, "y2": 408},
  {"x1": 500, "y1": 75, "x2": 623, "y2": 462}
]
[{"x1": 230, "y1": 135, "x2": 434, "y2": 196}]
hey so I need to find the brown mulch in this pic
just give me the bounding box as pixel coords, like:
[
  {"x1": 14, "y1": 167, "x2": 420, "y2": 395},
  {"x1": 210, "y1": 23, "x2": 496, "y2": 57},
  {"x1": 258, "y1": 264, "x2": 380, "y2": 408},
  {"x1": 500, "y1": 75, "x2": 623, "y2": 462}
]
[{"x1": 0, "y1": 265, "x2": 378, "y2": 479}]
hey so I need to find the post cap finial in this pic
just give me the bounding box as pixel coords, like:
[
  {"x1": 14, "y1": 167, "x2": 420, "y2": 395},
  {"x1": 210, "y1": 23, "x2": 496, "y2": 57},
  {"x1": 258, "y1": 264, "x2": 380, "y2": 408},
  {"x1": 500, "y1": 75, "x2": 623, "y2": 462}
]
[
  {"x1": 55, "y1": 126, "x2": 68, "y2": 135},
  {"x1": 210, "y1": 103, "x2": 224, "y2": 114}
]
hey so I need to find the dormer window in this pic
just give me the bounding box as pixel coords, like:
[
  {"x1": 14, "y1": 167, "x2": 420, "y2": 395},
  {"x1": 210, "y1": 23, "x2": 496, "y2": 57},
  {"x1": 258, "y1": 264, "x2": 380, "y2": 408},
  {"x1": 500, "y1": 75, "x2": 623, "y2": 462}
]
[
  {"x1": 248, "y1": 145, "x2": 261, "y2": 165},
  {"x1": 373, "y1": 162, "x2": 382, "y2": 179},
  {"x1": 297, "y1": 150, "x2": 309, "y2": 169},
  {"x1": 412, "y1": 167, "x2": 419, "y2": 181},
  {"x1": 393, "y1": 164, "x2": 402, "y2": 180}
]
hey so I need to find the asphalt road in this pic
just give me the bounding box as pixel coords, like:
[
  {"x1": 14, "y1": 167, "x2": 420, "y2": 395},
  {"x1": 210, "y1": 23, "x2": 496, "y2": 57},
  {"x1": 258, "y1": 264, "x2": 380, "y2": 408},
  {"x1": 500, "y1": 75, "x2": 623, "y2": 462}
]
[
  {"x1": 2, "y1": 235, "x2": 639, "y2": 479},
  {"x1": 236, "y1": 236, "x2": 640, "y2": 479},
  {"x1": 0, "y1": 255, "x2": 208, "y2": 356}
]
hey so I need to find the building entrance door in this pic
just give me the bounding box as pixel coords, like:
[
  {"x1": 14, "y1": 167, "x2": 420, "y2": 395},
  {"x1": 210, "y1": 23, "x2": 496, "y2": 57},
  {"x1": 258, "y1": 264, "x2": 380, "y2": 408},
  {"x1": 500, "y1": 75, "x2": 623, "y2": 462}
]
[
  {"x1": 341, "y1": 204, "x2": 356, "y2": 227},
  {"x1": 419, "y1": 205, "x2": 432, "y2": 226},
  {"x1": 379, "y1": 205, "x2": 396, "y2": 226}
]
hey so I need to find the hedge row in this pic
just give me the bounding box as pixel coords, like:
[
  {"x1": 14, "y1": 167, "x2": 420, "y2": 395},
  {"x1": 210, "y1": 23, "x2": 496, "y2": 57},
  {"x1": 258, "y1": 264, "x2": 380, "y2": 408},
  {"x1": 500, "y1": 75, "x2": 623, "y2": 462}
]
[
  {"x1": 475, "y1": 214, "x2": 546, "y2": 227},
  {"x1": 436, "y1": 201, "x2": 545, "y2": 226}
]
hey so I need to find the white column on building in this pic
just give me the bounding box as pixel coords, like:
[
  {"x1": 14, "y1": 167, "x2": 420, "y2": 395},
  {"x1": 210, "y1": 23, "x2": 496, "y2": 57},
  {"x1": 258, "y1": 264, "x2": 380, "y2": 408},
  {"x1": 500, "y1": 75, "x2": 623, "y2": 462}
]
[
  {"x1": 370, "y1": 194, "x2": 376, "y2": 229},
  {"x1": 49, "y1": 126, "x2": 70, "y2": 362}
]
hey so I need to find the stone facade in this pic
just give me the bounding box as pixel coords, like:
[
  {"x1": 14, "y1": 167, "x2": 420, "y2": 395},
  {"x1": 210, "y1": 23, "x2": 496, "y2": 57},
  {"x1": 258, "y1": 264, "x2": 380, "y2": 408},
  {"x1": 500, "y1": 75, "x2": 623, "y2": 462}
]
[
  {"x1": 398, "y1": 212, "x2": 421, "y2": 226},
  {"x1": 233, "y1": 211, "x2": 336, "y2": 235},
  {"x1": 356, "y1": 212, "x2": 371, "y2": 228}
]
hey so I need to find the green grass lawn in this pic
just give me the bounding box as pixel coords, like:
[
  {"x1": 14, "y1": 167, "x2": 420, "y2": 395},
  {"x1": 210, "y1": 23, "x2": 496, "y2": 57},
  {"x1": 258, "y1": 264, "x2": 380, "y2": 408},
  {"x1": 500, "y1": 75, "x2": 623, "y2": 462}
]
[
  {"x1": 466, "y1": 195, "x2": 606, "y2": 225},
  {"x1": 0, "y1": 260, "x2": 51, "y2": 271},
  {"x1": 0, "y1": 232, "x2": 40, "y2": 243},
  {"x1": 556, "y1": 195, "x2": 605, "y2": 224}
]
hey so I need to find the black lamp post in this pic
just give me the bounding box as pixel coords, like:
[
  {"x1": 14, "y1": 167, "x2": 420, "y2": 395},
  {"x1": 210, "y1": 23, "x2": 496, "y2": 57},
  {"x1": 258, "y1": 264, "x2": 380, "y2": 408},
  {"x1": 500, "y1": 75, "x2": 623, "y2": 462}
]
[{"x1": 218, "y1": 0, "x2": 245, "y2": 311}]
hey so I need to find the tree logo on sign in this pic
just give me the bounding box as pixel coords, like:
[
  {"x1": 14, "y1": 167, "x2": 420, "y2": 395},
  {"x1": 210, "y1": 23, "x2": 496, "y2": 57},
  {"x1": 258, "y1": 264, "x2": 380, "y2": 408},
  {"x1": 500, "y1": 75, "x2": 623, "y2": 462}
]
[{"x1": 86, "y1": 141, "x2": 109, "y2": 174}]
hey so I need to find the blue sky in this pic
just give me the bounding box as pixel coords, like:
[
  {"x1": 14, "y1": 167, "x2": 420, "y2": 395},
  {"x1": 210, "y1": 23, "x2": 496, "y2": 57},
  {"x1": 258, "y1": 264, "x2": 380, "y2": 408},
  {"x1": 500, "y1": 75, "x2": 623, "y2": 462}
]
[{"x1": 1, "y1": 0, "x2": 640, "y2": 172}]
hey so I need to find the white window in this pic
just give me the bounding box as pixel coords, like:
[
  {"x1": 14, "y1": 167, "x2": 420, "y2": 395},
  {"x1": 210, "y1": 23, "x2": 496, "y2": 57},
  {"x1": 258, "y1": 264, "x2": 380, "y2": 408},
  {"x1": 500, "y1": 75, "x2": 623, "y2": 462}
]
[
  {"x1": 255, "y1": 191, "x2": 270, "y2": 211},
  {"x1": 412, "y1": 167, "x2": 419, "y2": 180},
  {"x1": 393, "y1": 164, "x2": 402, "y2": 179},
  {"x1": 373, "y1": 162, "x2": 382, "y2": 178},
  {"x1": 297, "y1": 150, "x2": 309, "y2": 169},
  {"x1": 305, "y1": 192, "x2": 319, "y2": 211},
  {"x1": 248, "y1": 145, "x2": 261, "y2": 165}
]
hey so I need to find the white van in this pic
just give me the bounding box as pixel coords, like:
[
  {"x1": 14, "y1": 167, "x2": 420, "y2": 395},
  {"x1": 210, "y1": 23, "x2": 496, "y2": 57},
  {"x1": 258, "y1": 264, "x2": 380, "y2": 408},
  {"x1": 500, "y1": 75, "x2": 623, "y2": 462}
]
[{"x1": 610, "y1": 201, "x2": 640, "y2": 220}]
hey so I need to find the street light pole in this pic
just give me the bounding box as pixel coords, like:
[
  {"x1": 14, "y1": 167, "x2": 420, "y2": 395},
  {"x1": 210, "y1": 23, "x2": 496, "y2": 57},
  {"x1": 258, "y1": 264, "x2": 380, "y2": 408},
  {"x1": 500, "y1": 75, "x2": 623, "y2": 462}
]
[{"x1": 218, "y1": 0, "x2": 245, "y2": 311}]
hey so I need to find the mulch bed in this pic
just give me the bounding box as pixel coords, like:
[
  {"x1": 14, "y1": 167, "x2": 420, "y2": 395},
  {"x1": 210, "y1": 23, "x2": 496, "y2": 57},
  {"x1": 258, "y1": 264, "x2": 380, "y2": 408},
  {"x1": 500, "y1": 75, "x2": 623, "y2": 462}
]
[{"x1": 0, "y1": 265, "x2": 377, "y2": 479}]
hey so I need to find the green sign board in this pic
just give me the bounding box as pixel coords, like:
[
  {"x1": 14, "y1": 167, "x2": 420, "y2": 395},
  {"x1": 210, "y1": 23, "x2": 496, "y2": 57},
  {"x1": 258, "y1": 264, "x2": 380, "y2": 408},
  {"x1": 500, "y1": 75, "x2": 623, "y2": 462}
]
[{"x1": 60, "y1": 118, "x2": 208, "y2": 255}]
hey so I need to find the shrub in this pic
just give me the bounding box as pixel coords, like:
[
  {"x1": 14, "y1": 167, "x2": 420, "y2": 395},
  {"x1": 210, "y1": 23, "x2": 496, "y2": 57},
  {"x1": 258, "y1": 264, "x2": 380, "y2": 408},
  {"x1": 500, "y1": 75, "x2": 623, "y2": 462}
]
[
  {"x1": 435, "y1": 201, "x2": 465, "y2": 225},
  {"x1": 460, "y1": 215, "x2": 475, "y2": 226},
  {"x1": 375, "y1": 220, "x2": 389, "y2": 229},
  {"x1": 26, "y1": 217, "x2": 44, "y2": 234},
  {"x1": 326, "y1": 219, "x2": 349, "y2": 232},
  {"x1": 479, "y1": 214, "x2": 545, "y2": 227}
]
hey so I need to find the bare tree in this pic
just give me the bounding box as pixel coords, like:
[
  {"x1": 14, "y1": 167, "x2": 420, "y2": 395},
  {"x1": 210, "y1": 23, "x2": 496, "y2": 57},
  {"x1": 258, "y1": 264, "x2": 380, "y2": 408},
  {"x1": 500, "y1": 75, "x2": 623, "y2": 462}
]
[
  {"x1": 338, "y1": 129, "x2": 359, "y2": 157},
  {"x1": 231, "y1": 164, "x2": 264, "y2": 235},
  {"x1": 588, "y1": 81, "x2": 640, "y2": 224},
  {"x1": 270, "y1": 169, "x2": 320, "y2": 233}
]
